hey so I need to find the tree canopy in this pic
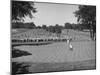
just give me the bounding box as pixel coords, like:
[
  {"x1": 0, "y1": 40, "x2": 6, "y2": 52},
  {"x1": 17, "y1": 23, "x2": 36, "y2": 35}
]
[
  {"x1": 74, "y1": 5, "x2": 96, "y2": 28},
  {"x1": 12, "y1": 22, "x2": 36, "y2": 29},
  {"x1": 64, "y1": 23, "x2": 72, "y2": 29},
  {"x1": 74, "y1": 5, "x2": 96, "y2": 40},
  {"x1": 12, "y1": 0, "x2": 37, "y2": 22}
]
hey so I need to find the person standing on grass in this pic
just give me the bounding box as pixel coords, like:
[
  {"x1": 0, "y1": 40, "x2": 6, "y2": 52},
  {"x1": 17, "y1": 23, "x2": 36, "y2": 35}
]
[{"x1": 67, "y1": 37, "x2": 73, "y2": 51}]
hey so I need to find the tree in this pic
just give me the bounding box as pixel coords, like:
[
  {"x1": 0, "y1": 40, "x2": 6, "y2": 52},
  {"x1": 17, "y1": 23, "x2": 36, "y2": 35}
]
[
  {"x1": 12, "y1": 0, "x2": 37, "y2": 22},
  {"x1": 12, "y1": 22, "x2": 36, "y2": 29},
  {"x1": 55, "y1": 24, "x2": 62, "y2": 38},
  {"x1": 46, "y1": 24, "x2": 62, "y2": 38},
  {"x1": 55, "y1": 24, "x2": 62, "y2": 33},
  {"x1": 37, "y1": 26, "x2": 41, "y2": 29},
  {"x1": 42, "y1": 25, "x2": 47, "y2": 29},
  {"x1": 47, "y1": 25, "x2": 55, "y2": 33},
  {"x1": 74, "y1": 5, "x2": 96, "y2": 40},
  {"x1": 64, "y1": 23, "x2": 72, "y2": 29}
]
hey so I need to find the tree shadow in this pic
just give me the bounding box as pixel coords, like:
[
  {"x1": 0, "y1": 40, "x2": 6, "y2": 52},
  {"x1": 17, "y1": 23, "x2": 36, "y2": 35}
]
[
  {"x1": 12, "y1": 62, "x2": 31, "y2": 75},
  {"x1": 12, "y1": 48, "x2": 32, "y2": 58}
]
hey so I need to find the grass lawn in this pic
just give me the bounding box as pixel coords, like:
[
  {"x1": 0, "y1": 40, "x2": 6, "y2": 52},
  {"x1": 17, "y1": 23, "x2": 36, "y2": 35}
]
[
  {"x1": 12, "y1": 41, "x2": 96, "y2": 74},
  {"x1": 12, "y1": 59, "x2": 95, "y2": 74},
  {"x1": 12, "y1": 30, "x2": 96, "y2": 74},
  {"x1": 12, "y1": 41, "x2": 95, "y2": 62}
]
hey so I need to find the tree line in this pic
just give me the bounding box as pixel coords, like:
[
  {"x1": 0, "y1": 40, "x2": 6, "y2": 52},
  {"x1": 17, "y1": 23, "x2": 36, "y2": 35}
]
[{"x1": 12, "y1": 22, "x2": 90, "y2": 30}]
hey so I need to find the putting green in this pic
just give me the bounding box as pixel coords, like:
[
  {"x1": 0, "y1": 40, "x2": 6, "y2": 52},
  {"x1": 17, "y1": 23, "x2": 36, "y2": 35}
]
[{"x1": 12, "y1": 41, "x2": 95, "y2": 63}]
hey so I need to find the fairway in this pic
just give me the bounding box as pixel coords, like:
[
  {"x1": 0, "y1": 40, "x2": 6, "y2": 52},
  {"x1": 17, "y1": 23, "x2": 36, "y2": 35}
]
[{"x1": 12, "y1": 41, "x2": 95, "y2": 63}]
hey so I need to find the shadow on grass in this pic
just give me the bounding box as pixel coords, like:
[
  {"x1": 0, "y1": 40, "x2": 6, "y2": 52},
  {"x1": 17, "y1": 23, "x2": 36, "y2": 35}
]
[
  {"x1": 11, "y1": 59, "x2": 96, "y2": 75},
  {"x1": 12, "y1": 62, "x2": 31, "y2": 75},
  {"x1": 12, "y1": 48, "x2": 32, "y2": 58},
  {"x1": 12, "y1": 48, "x2": 32, "y2": 75}
]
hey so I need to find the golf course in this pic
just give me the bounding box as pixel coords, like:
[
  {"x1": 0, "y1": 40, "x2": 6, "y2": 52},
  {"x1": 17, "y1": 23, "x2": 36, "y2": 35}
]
[{"x1": 12, "y1": 30, "x2": 96, "y2": 74}]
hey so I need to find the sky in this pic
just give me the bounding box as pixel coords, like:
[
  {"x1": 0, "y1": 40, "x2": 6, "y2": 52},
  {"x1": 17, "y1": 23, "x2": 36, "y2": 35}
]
[{"x1": 25, "y1": 2, "x2": 79, "y2": 26}]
